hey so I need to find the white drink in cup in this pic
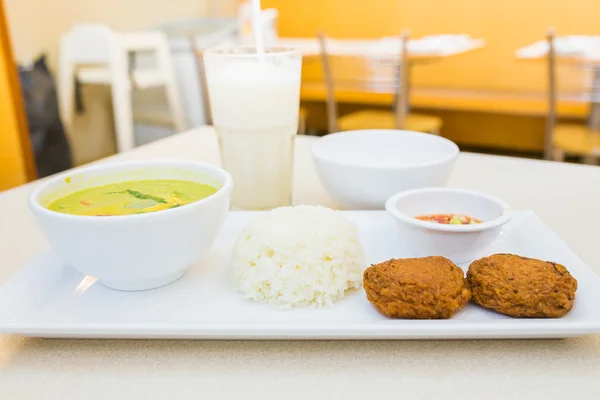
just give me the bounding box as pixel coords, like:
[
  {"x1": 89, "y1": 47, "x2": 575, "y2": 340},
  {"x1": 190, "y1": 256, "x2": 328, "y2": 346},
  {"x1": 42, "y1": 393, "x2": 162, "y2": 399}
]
[{"x1": 204, "y1": 48, "x2": 302, "y2": 210}]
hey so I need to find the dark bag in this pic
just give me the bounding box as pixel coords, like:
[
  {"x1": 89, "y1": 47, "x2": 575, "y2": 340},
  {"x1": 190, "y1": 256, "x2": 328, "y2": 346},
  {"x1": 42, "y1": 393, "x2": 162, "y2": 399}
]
[{"x1": 18, "y1": 55, "x2": 73, "y2": 178}]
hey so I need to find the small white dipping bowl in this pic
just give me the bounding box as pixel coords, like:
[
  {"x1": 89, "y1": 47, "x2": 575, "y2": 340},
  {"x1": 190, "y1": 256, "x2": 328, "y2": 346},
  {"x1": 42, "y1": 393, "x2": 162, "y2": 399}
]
[
  {"x1": 30, "y1": 160, "x2": 232, "y2": 291},
  {"x1": 311, "y1": 129, "x2": 459, "y2": 209},
  {"x1": 385, "y1": 188, "x2": 512, "y2": 264}
]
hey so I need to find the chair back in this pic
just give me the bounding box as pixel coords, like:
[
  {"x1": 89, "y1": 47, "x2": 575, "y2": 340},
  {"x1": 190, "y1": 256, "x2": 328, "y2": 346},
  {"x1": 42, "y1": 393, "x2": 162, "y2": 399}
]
[
  {"x1": 188, "y1": 34, "x2": 213, "y2": 125},
  {"x1": 60, "y1": 24, "x2": 115, "y2": 65},
  {"x1": 545, "y1": 28, "x2": 557, "y2": 160},
  {"x1": 394, "y1": 30, "x2": 410, "y2": 129},
  {"x1": 317, "y1": 32, "x2": 409, "y2": 133}
]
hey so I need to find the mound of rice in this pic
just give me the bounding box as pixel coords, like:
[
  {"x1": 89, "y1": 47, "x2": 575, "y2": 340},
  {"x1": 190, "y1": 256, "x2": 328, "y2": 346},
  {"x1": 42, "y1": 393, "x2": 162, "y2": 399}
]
[{"x1": 231, "y1": 205, "x2": 366, "y2": 308}]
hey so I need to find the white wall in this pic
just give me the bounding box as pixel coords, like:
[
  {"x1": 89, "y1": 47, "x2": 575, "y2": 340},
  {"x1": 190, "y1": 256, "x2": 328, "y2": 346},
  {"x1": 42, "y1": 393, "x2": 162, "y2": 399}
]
[
  {"x1": 208, "y1": 0, "x2": 238, "y2": 17},
  {"x1": 4, "y1": 0, "x2": 210, "y2": 68}
]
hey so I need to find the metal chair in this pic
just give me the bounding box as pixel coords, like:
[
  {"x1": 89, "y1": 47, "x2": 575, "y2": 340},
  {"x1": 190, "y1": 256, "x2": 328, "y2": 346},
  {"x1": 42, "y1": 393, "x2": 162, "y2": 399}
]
[
  {"x1": 546, "y1": 28, "x2": 600, "y2": 162},
  {"x1": 317, "y1": 30, "x2": 442, "y2": 135}
]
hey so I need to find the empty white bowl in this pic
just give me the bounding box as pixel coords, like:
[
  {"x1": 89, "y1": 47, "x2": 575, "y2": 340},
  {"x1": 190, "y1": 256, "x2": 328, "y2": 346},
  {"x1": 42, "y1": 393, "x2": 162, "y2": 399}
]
[
  {"x1": 30, "y1": 160, "x2": 232, "y2": 291},
  {"x1": 385, "y1": 188, "x2": 512, "y2": 264},
  {"x1": 311, "y1": 130, "x2": 459, "y2": 209}
]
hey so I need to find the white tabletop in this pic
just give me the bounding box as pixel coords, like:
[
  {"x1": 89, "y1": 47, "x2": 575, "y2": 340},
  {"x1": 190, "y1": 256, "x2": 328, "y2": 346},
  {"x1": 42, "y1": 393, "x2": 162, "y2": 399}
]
[
  {"x1": 1, "y1": 127, "x2": 600, "y2": 399},
  {"x1": 516, "y1": 36, "x2": 600, "y2": 61},
  {"x1": 277, "y1": 36, "x2": 486, "y2": 59}
]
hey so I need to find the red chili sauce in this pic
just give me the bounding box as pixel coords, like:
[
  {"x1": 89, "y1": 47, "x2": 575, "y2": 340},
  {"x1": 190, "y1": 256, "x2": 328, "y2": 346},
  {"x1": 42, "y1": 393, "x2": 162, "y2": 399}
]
[{"x1": 415, "y1": 213, "x2": 482, "y2": 225}]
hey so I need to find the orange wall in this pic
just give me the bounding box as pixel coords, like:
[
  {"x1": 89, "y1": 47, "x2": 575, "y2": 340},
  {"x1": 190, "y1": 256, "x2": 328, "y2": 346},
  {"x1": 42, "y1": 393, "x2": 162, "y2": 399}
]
[{"x1": 264, "y1": 0, "x2": 600, "y2": 93}]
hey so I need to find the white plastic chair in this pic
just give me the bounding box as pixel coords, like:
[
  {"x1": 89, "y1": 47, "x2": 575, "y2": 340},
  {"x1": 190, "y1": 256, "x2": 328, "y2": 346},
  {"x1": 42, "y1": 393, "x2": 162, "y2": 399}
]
[{"x1": 58, "y1": 24, "x2": 187, "y2": 153}]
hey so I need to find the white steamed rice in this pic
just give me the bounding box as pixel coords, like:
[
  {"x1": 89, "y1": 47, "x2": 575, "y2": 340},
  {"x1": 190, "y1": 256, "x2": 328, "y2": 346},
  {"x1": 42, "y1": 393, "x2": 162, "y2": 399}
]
[{"x1": 231, "y1": 205, "x2": 366, "y2": 308}]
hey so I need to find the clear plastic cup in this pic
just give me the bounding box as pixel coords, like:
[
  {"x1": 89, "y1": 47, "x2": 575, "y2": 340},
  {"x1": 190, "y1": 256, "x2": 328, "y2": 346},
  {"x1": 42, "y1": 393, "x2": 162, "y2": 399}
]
[{"x1": 204, "y1": 48, "x2": 302, "y2": 210}]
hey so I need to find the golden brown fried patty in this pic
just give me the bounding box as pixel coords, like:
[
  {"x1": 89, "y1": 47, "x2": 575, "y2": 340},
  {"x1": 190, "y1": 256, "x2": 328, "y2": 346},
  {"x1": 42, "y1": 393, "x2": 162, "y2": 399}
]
[
  {"x1": 363, "y1": 256, "x2": 471, "y2": 319},
  {"x1": 467, "y1": 254, "x2": 577, "y2": 318}
]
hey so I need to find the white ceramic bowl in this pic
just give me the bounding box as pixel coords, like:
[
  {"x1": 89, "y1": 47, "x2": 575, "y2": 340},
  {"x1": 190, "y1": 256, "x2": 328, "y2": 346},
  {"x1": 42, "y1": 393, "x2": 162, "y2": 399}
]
[
  {"x1": 311, "y1": 129, "x2": 459, "y2": 209},
  {"x1": 30, "y1": 160, "x2": 232, "y2": 291},
  {"x1": 385, "y1": 188, "x2": 512, "y2": 264}
]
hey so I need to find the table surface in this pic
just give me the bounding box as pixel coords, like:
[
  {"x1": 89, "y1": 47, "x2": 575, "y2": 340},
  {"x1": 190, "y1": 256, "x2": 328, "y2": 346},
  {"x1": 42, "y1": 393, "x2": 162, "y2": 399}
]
[
  {"x1": 2, "y1": 127, "x2": 600, "y2": 399},
  {"x1": 277, "y1": 37, "x2": 486, "y2": 60},
  {"x1": 515, "y1": 39, "x2": 600, "y2": 65}
]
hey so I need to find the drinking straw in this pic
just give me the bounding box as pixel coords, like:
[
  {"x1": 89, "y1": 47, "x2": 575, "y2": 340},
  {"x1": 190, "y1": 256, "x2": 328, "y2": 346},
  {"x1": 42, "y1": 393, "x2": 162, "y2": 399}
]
[{"x1": 251, "y1": 0, "x2": 266, "y2": 57}]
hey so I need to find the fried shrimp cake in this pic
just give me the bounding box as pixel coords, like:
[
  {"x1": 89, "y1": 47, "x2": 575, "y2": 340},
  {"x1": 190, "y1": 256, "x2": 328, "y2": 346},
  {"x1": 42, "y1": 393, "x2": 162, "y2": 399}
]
[
  {"x1": 363, "y1": 256, "x2": 471, "y2": 319},
  {"x1": 467, "y1": 254, "x2": 577, "y2": 318}
]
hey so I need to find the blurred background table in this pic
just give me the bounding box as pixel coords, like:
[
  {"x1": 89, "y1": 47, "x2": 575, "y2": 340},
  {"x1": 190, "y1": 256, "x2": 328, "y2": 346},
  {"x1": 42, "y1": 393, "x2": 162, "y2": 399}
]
[
  {"x1": 277, "y1": 36, "x2": 486, "y2": 59},
  {"x1": 1, "y1": 127, "x2": 600, "y2": 399}
]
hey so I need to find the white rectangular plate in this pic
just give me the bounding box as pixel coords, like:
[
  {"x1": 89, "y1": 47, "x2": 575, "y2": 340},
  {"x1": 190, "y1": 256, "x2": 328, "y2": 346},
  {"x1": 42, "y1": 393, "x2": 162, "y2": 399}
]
[{"x1": 1, "y1": 211, "x2": 600, "y2": 340}]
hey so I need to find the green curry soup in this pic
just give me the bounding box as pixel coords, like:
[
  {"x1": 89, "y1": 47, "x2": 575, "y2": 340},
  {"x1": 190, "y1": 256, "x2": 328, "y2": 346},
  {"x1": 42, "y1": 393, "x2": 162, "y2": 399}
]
[{"x1": 47, "y1": 180, "x2": 218, "y2": 216}]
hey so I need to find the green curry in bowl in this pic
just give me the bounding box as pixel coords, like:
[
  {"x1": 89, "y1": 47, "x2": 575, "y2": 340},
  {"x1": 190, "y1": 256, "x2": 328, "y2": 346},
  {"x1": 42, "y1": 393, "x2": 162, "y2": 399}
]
[{"x1": 47, "y1": 180, "x2": 218, "y2": 216}]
